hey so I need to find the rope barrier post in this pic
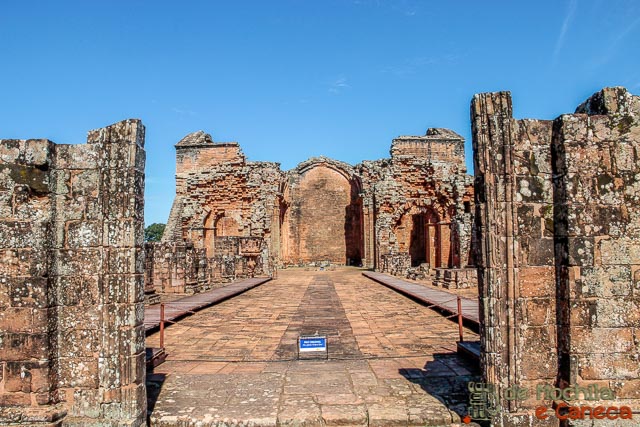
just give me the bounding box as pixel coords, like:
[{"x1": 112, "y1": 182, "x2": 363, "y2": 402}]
[
  {"x1": 160, "y1": 303, "x2": 165, "y2": 349},
  {"x1": 457, "y1": 296, "x2": 463, "y2": 342}
]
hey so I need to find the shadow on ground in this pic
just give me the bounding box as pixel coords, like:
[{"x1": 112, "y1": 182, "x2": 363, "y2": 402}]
[
  {"x1": 146, "y1": 370, "x2": 166, "y2": 423},
  {"x1": 400, "y1": 352, "x2": 489, "y2": 425}
]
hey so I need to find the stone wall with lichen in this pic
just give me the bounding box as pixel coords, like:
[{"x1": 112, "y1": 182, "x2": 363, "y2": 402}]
[
  {"x1": 358, "y1": 128, "x2": 474, "y2": 274},
  {"x1": 0, "y1": 120, "x2": 146, "y2": 426},
  {"x1": 473, "y1": 87, "x2": 640, "y2": 426},
  {"x1": 555, "y1": 88, "x2": 640, "y2": 418}
]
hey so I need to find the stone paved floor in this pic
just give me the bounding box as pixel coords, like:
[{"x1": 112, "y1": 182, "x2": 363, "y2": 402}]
[{"x1": 146, "y1": 267, "x2": 480, "y2": 426}]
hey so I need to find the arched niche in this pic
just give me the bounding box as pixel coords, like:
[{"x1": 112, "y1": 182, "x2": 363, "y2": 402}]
[{"x1": 280, "y1": 159, "x2": 363, "y2": 265}]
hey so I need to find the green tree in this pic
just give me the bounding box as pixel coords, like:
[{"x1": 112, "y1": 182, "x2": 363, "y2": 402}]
[{"x1": 144, "y1": 223, "x2": 166, "y2": 242}]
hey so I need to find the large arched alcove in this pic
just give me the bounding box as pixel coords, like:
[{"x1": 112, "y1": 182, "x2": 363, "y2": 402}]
[{"x1": 281, "y1": 160, "x2": 363, "y2": 265}]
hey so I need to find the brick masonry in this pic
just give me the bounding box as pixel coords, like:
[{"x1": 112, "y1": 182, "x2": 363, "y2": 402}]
[
  {"x1": 472, "y1": 87, "x2": 640, "y2": 426},
  {"x1": 0, "y1": 120, "x2": 147, "y2": 426},
  {"x1": 162, "y1": 128, "x2": 474, "y2": 282}
]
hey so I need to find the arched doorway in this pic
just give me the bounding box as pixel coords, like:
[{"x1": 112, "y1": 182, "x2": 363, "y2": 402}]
[{"x1": 409, "y1": 209, "x2": 441, "y2": 267}]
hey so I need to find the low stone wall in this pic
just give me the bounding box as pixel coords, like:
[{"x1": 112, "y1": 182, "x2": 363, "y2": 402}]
[
  {"x1": 145, "y1": 241, "x2": 211, "y2": 295},
  {"x1": 144, "y1": 236, "x2": 270, "y2": 298},
  {"x1": 210, "y1": 236, "x2": 267, "y2": 281},
  {"x1": 434, "y1": 267, "x2": 477, "y2": 289},
  {"x1": 380, "y1": 253, "x2": 411, "y2": 277}
]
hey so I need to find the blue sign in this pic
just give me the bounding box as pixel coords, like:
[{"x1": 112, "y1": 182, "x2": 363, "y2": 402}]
[{"x1": 299, "y1": 336, "x2": 327, "y2": 352}]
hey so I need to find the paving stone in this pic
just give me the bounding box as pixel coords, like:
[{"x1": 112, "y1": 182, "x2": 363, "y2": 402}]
[
  {"x1": 320, "y1": 404, "x2": 368, "y2": 426},
  {"x1": 147, "y1": 268, "x2": 479, "y2": 426}
]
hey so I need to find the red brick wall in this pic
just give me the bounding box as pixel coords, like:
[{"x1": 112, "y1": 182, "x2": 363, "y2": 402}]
[
  {"x1": 176, "y1": 143, "x2": 244, "y2": 174},
  {"x1": 283, "y1": 164, "x2": 361, "y2": 264}
]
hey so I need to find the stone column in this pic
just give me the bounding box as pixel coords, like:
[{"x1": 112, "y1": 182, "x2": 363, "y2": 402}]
[
  {"x1": 439, "y1": 222, "x2": 451, "y2": 268},
  {"x1": 472, "y1": 92, "x2": 558, "y2": 425},
  {"x1": 0, "y1": 119, "x2": 147, "y2": 426},
  {"x1": 553, "y1": 88, "x2": 640, "y2": 405},
  {"x1": 83, "y1": 119, "x2": 147, "y2": 425}
]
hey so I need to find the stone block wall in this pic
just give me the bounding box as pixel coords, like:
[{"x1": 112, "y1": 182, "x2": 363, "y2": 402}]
[
  {"x1": 0, "y1": 120, "x2": 146, "y2": 426},
  {"x1": 554, "y1": 88, "x2": 640, "y2": 409},
  {"x1": 144, "y1": 236, "x2": 268, "y2": 296},
  {"x1": 0, "y1": 138, "x2": 61, "y2": 424},
  {"x1": 472, "y1": 87, "x2": 640, "y2": 425},
  {"x1": 144, "y1": 241, "x2": 211, "y2": 295}
]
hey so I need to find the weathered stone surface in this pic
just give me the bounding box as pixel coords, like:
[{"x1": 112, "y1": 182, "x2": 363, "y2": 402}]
[
  {"x1": 0, "y1": 119, "x2": 147, "y2": 426},
  {"x1": 146, "y1": 268, "x2": 479, "y2": 426},
  {"x1": 472, "y1": 86, "x2": 640, "y2": 425}
]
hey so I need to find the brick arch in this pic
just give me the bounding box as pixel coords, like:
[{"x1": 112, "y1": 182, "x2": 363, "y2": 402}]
[
  {"x1": 280, "y1": 160, "x2": 363, "y2": 265},
  {"x1": 394, "y1": 202, "x2": 458, "y2": 268},
  {"x1": 288, "y1": 157, "x2": 362, "y2": 194},
  {"x1": 392, "y1": 199, "x2": 447, "y2": 225}
]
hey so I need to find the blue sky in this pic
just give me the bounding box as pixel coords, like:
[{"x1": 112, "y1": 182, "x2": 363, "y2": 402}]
[{"x1": 2, "y1": 0, "x2": 639, "y2": 224}]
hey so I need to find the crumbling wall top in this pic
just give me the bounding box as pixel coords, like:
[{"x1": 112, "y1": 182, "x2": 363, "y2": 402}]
[
  {"x1": 290, "y1": 156, "x2": 357, "y2": 179},
  {"x1": 175, "y1": 130, "x2": 214, "y2": 146},
  {"x1": 575, "y1": 86, "x2": 640, "y2": 116},
  {"x1": 175, "y1": 130, "x2": 245, "y2": 172},
  {"x1": 391, "y1": 127, "x2": 465, "y2": 167}
]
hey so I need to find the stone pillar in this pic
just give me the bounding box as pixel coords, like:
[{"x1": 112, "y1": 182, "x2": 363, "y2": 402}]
[
  {"x1": 0, "y1": 119, "x2": 147, "y2": 426},
  {"x1": 472, "y1": 87, "x2": 640, "y2": 425},
  {"x1": 270, "y1": 204, "x2": 280, "y2": 268},
  {"x1": 554, "y1": 88, "x2": 640, "y2": 407},
  {"x1": 365, "y1": 200, "x2": 377, "y2": 269},
  {"x1": 426, "y1": 222, "x2": 437, "y2": 268},
  {"x1": 472, "y1": 92, "x2": 557, "y2": 425},
  {"x1": 67, "y1": 119, "x2": 147, "y2": 425},
  {"x1": 439, "y1": 222, "x2": 451, "y2": 268}
]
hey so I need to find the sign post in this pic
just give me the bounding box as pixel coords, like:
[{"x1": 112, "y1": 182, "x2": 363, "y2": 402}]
[{"x1": 298, "y1": 335, "x2": 328, "y2": 360}]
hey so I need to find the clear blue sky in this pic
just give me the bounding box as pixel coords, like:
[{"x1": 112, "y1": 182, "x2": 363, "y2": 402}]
[{"x1": 2, "y1": 0, "x2": 639, "y2": 224}]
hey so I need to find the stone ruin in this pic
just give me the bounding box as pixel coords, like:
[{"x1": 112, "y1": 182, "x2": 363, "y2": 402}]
[
  {"x1": 153, "y1": 127, "x2": 475, "y2": 288},
  {"x1": 473, "y1": 87, "x2": 640, "y2": 425},
  {"x1": 1, "y1": 86, "x2": 639, "y2": 426},
  {"x1": 0, "y1": 120, "x2": 146, "y2": 425}
]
